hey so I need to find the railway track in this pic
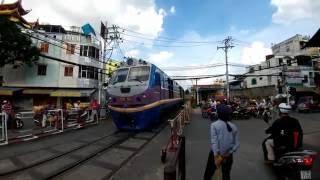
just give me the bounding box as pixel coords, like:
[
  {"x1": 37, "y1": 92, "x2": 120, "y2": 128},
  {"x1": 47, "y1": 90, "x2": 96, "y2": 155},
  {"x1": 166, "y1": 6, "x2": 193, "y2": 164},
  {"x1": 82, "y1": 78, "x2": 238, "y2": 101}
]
[{"x1": 0, "y1": 122, "x2": 166, "y2": 180}]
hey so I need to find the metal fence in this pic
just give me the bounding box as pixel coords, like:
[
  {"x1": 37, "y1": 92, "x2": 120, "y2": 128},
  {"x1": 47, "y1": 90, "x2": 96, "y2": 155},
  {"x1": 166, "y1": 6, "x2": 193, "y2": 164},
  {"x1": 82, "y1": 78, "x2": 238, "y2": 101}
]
[
  {"x1": 162, "y1": 103, "x2": 191, "y2": 180},
  {"x1": 0, "y1": 107, "x2": 104, "y2": 146}
]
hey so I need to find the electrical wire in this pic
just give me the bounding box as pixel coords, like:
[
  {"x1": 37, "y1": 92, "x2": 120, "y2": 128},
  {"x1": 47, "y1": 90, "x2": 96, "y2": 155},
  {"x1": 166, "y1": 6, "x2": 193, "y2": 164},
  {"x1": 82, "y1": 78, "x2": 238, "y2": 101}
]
[
  {"x1": 118, "y1": 26, "x2": 221, "y2": 44},
  {"x1": 123, "y1": 38, "x2": 215, "y2": 48},
  {"x1": 120, "y1": 32, "x2": 219, "y2": 44},
  {"x1": 24, "y1": 32, "x2": 109, "y2": 65}
]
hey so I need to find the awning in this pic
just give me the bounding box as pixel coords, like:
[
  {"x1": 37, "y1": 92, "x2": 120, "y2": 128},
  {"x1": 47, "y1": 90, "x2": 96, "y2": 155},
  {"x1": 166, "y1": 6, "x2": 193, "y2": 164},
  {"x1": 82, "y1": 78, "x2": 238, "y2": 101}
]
[
  {"x1": 0, "y1": 87, "x2": 22, "y2": 96},
  {"x1": 50, "y1": 89, "x2": 96, "y2": 97},
  {"x1": 23, "y1": 89, "x2": 54, "y2": 95}
]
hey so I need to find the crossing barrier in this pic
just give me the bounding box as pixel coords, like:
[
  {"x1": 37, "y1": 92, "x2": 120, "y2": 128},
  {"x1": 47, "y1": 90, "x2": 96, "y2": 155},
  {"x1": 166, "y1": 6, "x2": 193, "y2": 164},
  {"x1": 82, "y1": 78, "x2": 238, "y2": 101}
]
[
  {"x1": 0, "y1": 113, "x2": 8, "y2": 145},
  {"x1": 0, "y1": 107, "x2": 102, "y2": 145},
  {"x1": 162, "y1": 102, "x2": 191, "y2": 180}
]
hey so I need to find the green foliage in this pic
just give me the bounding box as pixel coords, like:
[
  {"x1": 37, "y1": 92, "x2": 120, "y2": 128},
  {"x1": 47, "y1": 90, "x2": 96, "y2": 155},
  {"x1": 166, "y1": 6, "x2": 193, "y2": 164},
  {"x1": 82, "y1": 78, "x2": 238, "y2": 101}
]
[{"x1": 0, "y1": 16, "x2": 40, "y2": 67}]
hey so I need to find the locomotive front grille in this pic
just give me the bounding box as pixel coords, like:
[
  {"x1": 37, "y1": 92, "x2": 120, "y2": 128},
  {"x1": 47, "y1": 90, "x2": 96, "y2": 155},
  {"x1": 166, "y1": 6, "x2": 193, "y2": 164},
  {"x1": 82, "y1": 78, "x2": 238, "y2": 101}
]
[{"x1": 121, "y1": 87, "x2": 131, "y2": 93}]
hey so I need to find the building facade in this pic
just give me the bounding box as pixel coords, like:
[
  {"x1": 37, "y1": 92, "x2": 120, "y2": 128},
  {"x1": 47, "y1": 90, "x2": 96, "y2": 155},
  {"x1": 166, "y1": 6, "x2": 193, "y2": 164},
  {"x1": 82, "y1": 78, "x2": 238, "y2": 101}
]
[
  {"x1": 0, "y1": 24, "x2": 105, "y2": 109},
  {"x1": 243, "y1": 34, "x2": 320, "y2": 97}
]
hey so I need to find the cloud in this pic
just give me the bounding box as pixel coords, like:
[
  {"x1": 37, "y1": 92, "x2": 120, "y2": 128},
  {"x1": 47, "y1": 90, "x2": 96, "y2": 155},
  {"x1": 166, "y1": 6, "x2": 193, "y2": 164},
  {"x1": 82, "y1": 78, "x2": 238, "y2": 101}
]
[
  {"x1": 241, "y1": 41, "x2": 272, "y2": 65},
  {"x1": 125, "y1": 49, "x2": 140, "y2": 57},
  {"x1": 10, "y1": 0, "x2": 166, "y2": 37},
  {"x1": 149, "y1": 51, "x2": 174, "y2": 66},
  {"x1": 271, "y1": 0, "x2": 320, "y2": 25},
  {"x1": 170, "y1": 6, "x2": 176, "y2": 14}
]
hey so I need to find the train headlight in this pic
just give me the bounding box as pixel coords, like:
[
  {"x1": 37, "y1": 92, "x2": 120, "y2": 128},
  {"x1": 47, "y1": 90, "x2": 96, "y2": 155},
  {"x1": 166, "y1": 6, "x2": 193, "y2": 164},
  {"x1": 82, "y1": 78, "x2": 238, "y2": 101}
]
[{"x1": 142, "y1": 94, "x2": 147, "y2": 98}]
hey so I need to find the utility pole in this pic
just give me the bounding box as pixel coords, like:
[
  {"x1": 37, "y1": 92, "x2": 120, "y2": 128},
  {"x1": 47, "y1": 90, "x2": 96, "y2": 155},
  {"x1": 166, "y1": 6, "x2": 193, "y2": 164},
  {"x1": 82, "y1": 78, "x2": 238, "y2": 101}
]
[
  {"x1": 1, "y1": 0, "x2": 5, "y2": 5},
  {"x1": 98, "y1": 23, "x2": 122, "y2": 104},
  {"x1": 217, "y1": 36, "x2": 234, "y2": 102},
  {"x1": 195, "y1": 78, "x2": 198, "y2": 105}
]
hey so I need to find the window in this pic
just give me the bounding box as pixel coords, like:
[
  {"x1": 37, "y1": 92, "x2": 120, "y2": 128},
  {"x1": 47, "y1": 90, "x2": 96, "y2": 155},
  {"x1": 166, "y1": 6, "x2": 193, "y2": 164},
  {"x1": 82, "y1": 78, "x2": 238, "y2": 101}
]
[
  {"x1": 249, "y1": 67, "x2": 254, "y2": 73},
  {"x1": 251, "y1": 78, "x2": 257, "y2": 85},
  {"x1": 80, "y1": 45, "x2": 99, "y2": 59},
  {"x1": 259, "y1": 77, "x2": 263, "y2": 80},
  {"x1": 279, "y1": 58, "x2": 283, "y2": 65},
  {"x1": 286, "y1": 46, "x2": 290, "y2": 52},
  {"x1": 88, "y1": 67, "x2": 95, "y2": 79},
  {"x1": 64, "y1": 67, "x2": 73, "y2": 77},
  {"x1": 258, "y1": 66, "x2": 262, "y2": 70},
  {"x1": 303, "y1": 75, "x2": 308, "y2": 83},
  {"x1": 38, "y1": 65, "x2": 47, "y2": 76},
  {"x1": 80, "y1": 45, "x2": 89, "y2": 56},
  {"x1": 94, "y1": 69, "x2": 99, "y2": 80},
  {"x1": 66, "y1": 43, "x2": 75, "y2": 54},
  {"x1": 268, "y1": 76, "x2": 272, "y2": 85},
  {"x1": 128, "y1": 66, "x2": 150, "y2": 82},
  {"x1": 81, "y1": 66, "x2": 87, "y2": 78},
  {"x1": 40, "y1": 43, "x2": 49, "y2": 53},
  {"x1": 110, "y1": 68, "x2": 129, "y2": 84},
  {"x1": 287, "y1": 59, "x2": 292, "y2": 66},
  {"x1": 95, "y1": 49, "x2": 100, "y2": 59}
]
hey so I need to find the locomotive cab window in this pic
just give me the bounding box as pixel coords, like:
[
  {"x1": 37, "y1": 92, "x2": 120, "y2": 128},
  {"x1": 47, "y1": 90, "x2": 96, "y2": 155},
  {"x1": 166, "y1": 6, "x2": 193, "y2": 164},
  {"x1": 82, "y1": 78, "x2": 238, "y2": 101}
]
[
  {"x1": 110, "y1": 68, "x2": 129, "y2": 84},
  {"x1": 128, "y1": 66, "x2": 150, "y2": 82}
]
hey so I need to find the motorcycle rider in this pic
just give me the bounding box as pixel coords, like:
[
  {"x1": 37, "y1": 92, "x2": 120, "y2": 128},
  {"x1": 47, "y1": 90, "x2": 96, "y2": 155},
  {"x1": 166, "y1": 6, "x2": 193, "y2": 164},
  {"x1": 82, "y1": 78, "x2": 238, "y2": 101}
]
[{"x1": 263, "y1": 103, "x2": 303, "y2": 163}]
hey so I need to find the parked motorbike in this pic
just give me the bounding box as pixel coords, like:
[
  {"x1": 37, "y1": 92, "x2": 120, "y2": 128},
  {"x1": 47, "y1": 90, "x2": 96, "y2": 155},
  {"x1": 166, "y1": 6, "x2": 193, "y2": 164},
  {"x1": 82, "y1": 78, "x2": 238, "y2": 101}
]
[
  {"x1": 262, "y1": 107, "x2": 272, "y2": 122},
  {"x1": 7, "y1": 112, "x2": 24, "y2": 129},
  {"x1": 233, "y1": 107, "x2": 250, "y2": 120},
  {"x1": 262, "y1": 118, "x2": 317, "y2": 180},
  {"x1": 34, "y1": 110, "x2": 58, "y2": 128}
]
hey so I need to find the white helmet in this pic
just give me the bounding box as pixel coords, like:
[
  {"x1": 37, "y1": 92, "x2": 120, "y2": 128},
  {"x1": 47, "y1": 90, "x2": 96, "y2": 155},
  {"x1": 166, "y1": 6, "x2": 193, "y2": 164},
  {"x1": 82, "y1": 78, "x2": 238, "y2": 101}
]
[{"x1": 279, "y1": 103, "x2": 291, "y2": 113}]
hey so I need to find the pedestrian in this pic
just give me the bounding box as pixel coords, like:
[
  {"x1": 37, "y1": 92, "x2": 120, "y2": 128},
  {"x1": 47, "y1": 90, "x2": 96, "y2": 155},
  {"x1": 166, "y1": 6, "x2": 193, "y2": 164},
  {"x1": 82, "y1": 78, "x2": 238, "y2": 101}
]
[
  {"x1": 204, "y1": 104, "x2": 240, "y2": 180},
  {"x1": 90, "y1": 99, "x2": 100, "y2": 121},
  {"x1": 1, "y1": 100, "x2": 13, "y2": 128}
]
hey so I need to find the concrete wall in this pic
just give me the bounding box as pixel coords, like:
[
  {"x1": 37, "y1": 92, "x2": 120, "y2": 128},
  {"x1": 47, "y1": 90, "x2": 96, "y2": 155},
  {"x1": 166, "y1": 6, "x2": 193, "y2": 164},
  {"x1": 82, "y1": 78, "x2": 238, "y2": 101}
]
[{"x1": 231, "y1": 85, "x2": 277, "y2": 98}]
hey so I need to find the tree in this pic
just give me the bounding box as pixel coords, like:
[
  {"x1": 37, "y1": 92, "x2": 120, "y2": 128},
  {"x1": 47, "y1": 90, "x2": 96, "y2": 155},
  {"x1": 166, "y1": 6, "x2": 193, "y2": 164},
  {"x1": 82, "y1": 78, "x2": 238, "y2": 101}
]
[{"x1": 0, "y1": 16, "x2": 40, "y2": 67}]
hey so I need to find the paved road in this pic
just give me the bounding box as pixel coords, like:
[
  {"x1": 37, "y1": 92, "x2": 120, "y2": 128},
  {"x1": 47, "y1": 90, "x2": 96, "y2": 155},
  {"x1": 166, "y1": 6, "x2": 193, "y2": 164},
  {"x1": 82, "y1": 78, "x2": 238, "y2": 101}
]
[
  {"x1": 185, "y1": 109, "x2": 320, "y2": 180},
  {"x1": 98, "y1": 109, "x2": 320, "y2": 180}
]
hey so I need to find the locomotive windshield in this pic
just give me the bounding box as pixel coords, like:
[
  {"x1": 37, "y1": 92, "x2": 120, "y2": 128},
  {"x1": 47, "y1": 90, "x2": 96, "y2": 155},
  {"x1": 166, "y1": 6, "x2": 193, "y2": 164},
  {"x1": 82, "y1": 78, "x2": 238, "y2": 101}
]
[
  {"x1": 110, "y1": 68, "x2": 129, "y2": 84},
  {"x1": 128, "y1": 66, "x2": 150, "y2": 82}
]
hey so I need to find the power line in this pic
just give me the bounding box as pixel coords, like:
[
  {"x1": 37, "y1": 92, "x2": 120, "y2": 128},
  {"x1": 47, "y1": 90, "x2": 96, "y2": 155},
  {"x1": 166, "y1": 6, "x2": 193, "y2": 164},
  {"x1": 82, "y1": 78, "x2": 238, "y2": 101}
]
[
  {"x1": 118, "y1": 26, "x2": 220, "y2": 43},
  {"x1": 24, "y1": 31, "x2": 108, "y2": 65},
  {"x1": 161, "y1": 63, "x2": 225, "y2": 71},
  {"x1": 123, "y1": 38, "x2": 214, "y2": 48},
  {"x1": 39, "y1": 54, "x2": 109, "y2": 75},
  {"x1": 120, "y1": 32, "x2": 219, "y2": 44}
]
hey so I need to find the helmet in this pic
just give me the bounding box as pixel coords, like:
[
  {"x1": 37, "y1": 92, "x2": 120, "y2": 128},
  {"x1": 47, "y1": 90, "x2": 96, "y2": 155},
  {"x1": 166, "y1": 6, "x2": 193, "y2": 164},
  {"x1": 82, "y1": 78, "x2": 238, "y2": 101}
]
[{"x1": 279, "y1": 103, "x2": 291, "y2": 113}]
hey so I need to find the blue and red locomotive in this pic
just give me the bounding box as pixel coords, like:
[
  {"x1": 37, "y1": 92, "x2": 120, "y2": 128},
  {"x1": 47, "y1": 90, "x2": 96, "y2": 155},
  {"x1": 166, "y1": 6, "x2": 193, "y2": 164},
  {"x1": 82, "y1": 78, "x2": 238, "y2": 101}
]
[{"x1": 107, "y1": 58, "x2": 184, "y2": 130}]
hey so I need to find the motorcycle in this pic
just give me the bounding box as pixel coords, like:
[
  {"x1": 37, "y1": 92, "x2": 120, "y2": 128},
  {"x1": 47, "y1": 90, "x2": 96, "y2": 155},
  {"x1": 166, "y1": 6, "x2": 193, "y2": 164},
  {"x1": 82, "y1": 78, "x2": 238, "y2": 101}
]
[
  {"x1": 34, "y1": 110, "x2": 58, "y2": 128},
  {"x1": 262, "y1": 107, "x2": 272, "y2": 122},
  {"x1": 7, "y1": 112, "x2": 24, "y2": 129},
  {"x1": 262, "y1": 118, "x2": 317, "y2": 180},
  {"x1": 209, "y1": 107, "x2": 218, "y2": 121},
  {"x1": 232, "y1": 107, "x2": 250, "y2": 120}
]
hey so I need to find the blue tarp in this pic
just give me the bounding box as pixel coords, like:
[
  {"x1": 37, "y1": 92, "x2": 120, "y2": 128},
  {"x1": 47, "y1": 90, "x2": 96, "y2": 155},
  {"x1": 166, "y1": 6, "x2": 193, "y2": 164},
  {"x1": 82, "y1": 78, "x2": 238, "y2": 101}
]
[{"x1": 81, "y1": 23, "x2": 96, "y2": 36}]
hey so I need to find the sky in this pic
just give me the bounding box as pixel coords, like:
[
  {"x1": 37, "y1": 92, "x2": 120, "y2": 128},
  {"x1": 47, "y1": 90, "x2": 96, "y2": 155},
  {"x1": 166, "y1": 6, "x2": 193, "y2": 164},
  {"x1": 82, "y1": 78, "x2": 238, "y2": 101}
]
[{"x1": 5, "y1": 0, "x2": 320, "y2": 87}]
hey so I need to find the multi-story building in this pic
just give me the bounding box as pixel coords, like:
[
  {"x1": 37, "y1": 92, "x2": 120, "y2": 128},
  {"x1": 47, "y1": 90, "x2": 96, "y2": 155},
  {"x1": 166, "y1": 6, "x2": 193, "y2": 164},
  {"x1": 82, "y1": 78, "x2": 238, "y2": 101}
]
[
  {"x1": 0, "y1": 24, "x2": 104, "y2": 109},
  {"x1": 243, "y1": 34, "x2": 320, "y2": 97}
]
